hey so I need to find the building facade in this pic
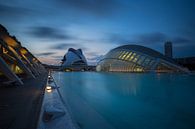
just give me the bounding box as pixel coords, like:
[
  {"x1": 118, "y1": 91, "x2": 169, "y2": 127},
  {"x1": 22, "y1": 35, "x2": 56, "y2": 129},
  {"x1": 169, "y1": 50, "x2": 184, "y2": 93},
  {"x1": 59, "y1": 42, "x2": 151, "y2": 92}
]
[
  {"x1": 61, "y1": 48, "x2": 88, "y2": 71},
  {"x1": 96, "y1": 45, "x2": 188, "y2": 73},
  {"x1": 164, "y1": 41, "x2": 173, "y2": 58},
  {"x1": 0, "y1": 24, "x2": 45, "y2": 85}
]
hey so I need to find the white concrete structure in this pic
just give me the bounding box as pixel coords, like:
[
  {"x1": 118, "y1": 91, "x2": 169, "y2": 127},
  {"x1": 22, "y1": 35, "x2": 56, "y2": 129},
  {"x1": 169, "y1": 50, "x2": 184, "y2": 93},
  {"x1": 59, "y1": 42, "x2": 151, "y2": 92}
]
[
  {"x1": 0, "y1": 24, "x2": 45, "y2": 85},
  {"x1": 61, "y1": 48, "x2": 87, "y2": 70},
  {"x1": 97, "y1": 45, "x2": 189, "y2": 73}
]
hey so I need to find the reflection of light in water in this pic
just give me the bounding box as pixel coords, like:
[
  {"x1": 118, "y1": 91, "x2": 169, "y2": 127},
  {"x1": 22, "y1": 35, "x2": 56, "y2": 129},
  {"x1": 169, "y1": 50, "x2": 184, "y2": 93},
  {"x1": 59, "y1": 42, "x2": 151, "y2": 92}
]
[
  {"x1": 47, "y1": 89, "x2": 52, "y2": 93},
  {"x1": 156, "y1": 73, "x2": 162, "y2": 80},
  {"x1": 46, "y1": 86, "x2": 53, "y2": 93},
  {"x1": 121, "y1": 84, "x2": 138, "y2": 96}
]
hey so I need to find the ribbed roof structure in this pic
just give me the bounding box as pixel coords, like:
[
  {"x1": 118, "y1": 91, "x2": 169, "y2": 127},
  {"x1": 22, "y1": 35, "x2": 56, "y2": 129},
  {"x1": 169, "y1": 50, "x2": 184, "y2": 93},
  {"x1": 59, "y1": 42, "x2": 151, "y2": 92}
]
[{"x1": 97, "y1": 45, "x2": 188, "y2": 73}]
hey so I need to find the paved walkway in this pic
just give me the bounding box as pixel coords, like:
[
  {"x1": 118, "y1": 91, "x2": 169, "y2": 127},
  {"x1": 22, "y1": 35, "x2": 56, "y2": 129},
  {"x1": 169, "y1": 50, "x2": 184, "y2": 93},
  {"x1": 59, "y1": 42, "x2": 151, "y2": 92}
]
[{"x1": 0, "y1": 72, "x2": 48, "y2": 129}]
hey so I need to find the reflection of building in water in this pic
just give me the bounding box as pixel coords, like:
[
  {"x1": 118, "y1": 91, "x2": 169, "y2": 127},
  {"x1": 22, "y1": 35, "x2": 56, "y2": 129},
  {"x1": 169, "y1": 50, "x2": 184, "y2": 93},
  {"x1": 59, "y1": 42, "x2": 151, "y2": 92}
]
[
  {"x1": 121, "y1": 84, "x2": 138, "y2": 96},
  {"x1": 97, "y1": 44, "x2": 189, "y2": 73},
  {"x1": 0, "y1": 24, "x2": 45, "y2": 85}
]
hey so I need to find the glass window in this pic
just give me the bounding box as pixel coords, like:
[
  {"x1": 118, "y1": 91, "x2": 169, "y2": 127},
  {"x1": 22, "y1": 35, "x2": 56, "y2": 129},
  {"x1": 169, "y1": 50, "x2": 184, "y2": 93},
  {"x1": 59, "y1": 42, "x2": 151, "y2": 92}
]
[
  {"x1": 128, "y1": 52, "x2": 136, "y2": 61},
  {"x1": 114, "y1": 51, "x2": 122, "y2": 58},
  {"x1": 110, "y1": 51, "x2": 118, "y2": 58},
  {"x1": 137, "y1": 55, "x2": 145, "y2": 65},
  {"x1": 142, "y1": 57, "x2": 151, "y2": 66},
  {"x1": 133, "y1": 55, "x2": 140, "y2": 63},
  {"x1": 118, "y1": 51, "x2": 126, "y2": 59},
  {"x1": 121, "y1": 51, "x2": 129, "y2": 60},
  {"x1": 116, "y1": 51, "x2": 123, "y2": 58},
  {"x1": 105, "y1": 51, "x2": 113, "y2": 58},
  {"x1": 124, "y1": 52, "x2": 132, "y2": 60}
]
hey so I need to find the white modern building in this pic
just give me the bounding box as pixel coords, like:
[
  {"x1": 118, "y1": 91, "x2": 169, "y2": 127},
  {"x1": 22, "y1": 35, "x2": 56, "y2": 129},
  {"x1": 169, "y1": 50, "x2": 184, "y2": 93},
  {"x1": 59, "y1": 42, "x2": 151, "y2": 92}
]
[
  {"x1": 61, "y1": 48, "x2": 87, "y2": 71},
  {"x1": 96, "y1": 45, "x2": 189, "y2": 73}
]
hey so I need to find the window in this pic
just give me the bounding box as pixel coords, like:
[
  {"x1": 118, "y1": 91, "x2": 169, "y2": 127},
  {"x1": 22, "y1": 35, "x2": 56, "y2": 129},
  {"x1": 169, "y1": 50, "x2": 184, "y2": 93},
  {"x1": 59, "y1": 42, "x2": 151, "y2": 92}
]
[
  {"x1": 137, "y1": 55, "x2": 146, "y2": 65},
  {"x1": 118, "y1": 51, "x2": 126, "y2": 59},
  {"x1": 142, "y1": 57, "x2": 151, "y2": 67},
  {"x1": 125, "y1": 52, "x2": 132, "y2": 60},
  {"x1": 133, "y1": 55, "x2": 140, "y2": 63},
  {"x1": 128, "y1": 52, "x2": 136, "y2": 61},
  {"x1": 121, "y1": 51, "x2": 129, "y2": 60},
  {"x1": 114, "y1": 51, "x2": 122, "y2": 58}
]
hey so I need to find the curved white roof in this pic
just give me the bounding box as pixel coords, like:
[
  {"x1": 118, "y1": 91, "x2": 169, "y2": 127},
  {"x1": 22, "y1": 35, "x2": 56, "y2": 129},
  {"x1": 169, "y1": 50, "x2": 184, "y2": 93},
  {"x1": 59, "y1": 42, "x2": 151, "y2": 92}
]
[
  {"x1": 109, "y1": 45, "x2": 176, "y2": 64},
  {"x1": 97, "y1": 44, "x2": 189, "y2": 73},
  {"x1": 61, "y1": 48, "x2": 87, "y2": 66}
]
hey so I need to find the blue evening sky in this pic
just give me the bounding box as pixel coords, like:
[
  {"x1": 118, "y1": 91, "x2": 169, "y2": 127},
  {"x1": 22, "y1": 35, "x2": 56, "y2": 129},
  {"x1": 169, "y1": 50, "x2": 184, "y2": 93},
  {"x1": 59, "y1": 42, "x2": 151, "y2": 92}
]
[{"x1": 0, "y1": 0, "x2": 195, "y2": 64}]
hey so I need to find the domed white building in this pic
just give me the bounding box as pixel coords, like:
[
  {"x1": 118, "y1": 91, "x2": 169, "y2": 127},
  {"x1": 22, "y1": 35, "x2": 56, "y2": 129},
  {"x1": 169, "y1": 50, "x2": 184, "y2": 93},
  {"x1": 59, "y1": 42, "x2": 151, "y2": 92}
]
[
  {"x1": 96, "y1": 45, "x2": 189, "y2": 73},
  {"x1": 61, "y1": 48, "x2": 87, "y2": 71}
]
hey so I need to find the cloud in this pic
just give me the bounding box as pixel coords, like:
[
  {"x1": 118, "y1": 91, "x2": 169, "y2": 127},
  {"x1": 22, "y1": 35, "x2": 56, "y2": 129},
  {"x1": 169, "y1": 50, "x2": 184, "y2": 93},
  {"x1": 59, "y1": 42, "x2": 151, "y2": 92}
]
[
  {"x1": 51, "y1": 55, "x2": 63, "y2": 59},
  {"x1": 136, "y1": 32, "x2": 167, "y2": 44},
  {"x1": 49, "y1": 43, "x2": 89, "y2": 52},
  {"x1": 27, "y1": 26, "x2": 72, "y2": 40},
  {"x1": 107, "y1": 33, "x2": 132, "y2": 44},
  {"x1": 50, "y1": 43, "x2": 79, "y2": 50},
  {"x1": 180, "y1": 21, "x2": 195, "y2": 41},
  {"x1": 107, "y1": 32, "x2": 195, "y2": 46},
  {"x1": 35, "y1": 52, "x2": 56, "y2": 56},
  {"x1": 106, "y1": 32, "x2": 167, "y2": 45},
  {"x1": 172, "y1": 37, "x2": 192, "y2": 44},
  {"x1": 0, "y1": 4, "x2": 33, "y2": 17},
  {"x1": 56, "y1": 0, "x2": 120, "y2": 16},
  {"x1": 174, "y1": 45, "x2": 195, "y2": 57}
]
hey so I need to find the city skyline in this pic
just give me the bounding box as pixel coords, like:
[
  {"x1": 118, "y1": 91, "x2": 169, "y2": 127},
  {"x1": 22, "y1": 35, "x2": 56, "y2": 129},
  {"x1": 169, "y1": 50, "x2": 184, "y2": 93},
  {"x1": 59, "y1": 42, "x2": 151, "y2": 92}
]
[{"x1": 1, "y1": 0, "x2": 195, "y2": 65}]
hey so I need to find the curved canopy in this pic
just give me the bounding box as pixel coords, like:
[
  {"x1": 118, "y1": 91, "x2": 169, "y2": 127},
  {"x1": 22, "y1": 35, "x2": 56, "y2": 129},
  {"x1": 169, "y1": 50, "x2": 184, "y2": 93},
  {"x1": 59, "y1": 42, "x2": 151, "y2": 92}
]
[{"x1": 97, "y1": 45, "x2": 188, "y2": 73}]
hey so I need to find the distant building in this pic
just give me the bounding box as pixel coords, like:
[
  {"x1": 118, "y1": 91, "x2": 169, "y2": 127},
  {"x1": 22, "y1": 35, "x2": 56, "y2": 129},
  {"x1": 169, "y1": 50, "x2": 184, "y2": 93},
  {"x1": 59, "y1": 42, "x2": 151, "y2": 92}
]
[
  {"x1": 164, "y1": 41, "x2": 172, "y2": 58},
  {"x1": 61, "y1": 48, "x2": 88, "y2": 71},
  {"x1": 175, "y1": 57, "x2": 195, "y2": 71},
  {"x1": 96, "y1": 45, "x2": 188, "y2": 73}
]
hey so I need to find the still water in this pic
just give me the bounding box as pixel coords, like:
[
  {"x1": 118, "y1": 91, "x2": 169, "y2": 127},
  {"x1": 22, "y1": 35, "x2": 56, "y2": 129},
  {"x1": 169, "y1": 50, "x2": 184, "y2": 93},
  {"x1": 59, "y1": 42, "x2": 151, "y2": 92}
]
[{"x1": 53, "y1": 72, "x2": 195, "y2": 129}]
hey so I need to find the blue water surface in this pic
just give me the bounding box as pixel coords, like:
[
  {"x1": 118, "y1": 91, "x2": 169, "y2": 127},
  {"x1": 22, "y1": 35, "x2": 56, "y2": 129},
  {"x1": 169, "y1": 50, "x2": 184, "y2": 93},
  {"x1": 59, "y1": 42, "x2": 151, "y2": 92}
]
[{"x1": 53, "y1": 72, "x2": 195, "y2": 129}]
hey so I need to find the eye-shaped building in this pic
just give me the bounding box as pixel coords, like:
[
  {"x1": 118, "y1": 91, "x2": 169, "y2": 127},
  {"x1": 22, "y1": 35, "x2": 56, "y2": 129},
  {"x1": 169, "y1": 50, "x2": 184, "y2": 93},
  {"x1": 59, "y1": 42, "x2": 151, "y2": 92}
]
[{"x1": 96, "y1": 45, "x2": 188, "y2": 73}]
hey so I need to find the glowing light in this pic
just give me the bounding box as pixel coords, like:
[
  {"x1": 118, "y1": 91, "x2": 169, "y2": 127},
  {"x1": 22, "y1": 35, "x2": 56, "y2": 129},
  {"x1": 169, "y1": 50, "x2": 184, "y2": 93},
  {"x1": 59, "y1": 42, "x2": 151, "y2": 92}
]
[
  {"x1": 47, "y1": 89, "x2": 52, "y2": 93},
  {"x1": 65, "y1": 69, "x2": 71, "y2": 72},
  {"x1": 3, "y1": 36, "x2": 19, "y2": 48},
  {"x1": 15, "y1": 65, "x2": 23, "y2": 74},
  {"x1": 20, "y1": 48, "x2": 28, "y2": 55},
  {"x1": 46, "y1": 85, "x2": 53, "y2": 93},
  {"x1": 46, "y1": 86, "x2": 52, "y2": 90}
]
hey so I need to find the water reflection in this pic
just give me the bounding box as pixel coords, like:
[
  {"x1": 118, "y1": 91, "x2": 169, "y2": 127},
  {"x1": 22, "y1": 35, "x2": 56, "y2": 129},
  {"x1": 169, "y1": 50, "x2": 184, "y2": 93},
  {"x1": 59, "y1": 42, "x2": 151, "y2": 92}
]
[{"x1": 53, "y1": 72, "x2": 195, "y2": 129}]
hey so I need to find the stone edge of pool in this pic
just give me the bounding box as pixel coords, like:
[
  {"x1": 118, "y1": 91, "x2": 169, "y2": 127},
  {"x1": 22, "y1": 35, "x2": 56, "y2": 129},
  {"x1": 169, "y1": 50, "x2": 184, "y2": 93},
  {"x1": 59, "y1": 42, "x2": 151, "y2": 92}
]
[{"x1": 37, "y1": 75, "x2": 79, "y2": 129}]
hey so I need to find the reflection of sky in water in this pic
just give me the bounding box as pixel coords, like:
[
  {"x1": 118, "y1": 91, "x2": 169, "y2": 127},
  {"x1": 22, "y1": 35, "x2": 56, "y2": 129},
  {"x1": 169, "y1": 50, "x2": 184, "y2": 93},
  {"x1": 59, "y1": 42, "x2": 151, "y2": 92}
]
[{"x1": 53, "y1": 72, "x2": 195, "y2": 129}]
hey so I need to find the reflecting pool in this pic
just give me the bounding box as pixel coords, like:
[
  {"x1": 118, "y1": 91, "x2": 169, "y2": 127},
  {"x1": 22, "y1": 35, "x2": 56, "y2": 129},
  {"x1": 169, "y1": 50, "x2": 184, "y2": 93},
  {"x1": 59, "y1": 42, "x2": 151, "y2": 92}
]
[{"x1": 53, "y1": 72, "x2": 195, "y2": 129}]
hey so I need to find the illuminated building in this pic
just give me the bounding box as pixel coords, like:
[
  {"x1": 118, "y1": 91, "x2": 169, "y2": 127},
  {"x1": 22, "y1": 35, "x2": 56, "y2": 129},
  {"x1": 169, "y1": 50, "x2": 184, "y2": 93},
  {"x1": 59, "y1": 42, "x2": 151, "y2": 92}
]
[
  {"x1": 96, "y1": 45, "x2": 188, "y2": 73},
  {"x1": 61, "y1": 48, "x2": 88, "y2": 71},
  {"x1": 0, "y1": 24, "x2": 45, "y2": 85}
]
